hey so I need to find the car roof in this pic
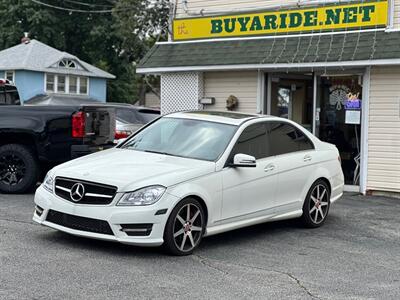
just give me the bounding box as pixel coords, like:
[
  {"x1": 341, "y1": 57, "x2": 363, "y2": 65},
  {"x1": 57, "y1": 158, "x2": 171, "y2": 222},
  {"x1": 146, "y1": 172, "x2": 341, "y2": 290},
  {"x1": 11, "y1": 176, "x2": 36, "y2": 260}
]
[
  {"x1": 166, "y1": 110, "x2": 278, "y2": 126},
  {"x1": 103, "y1": 103, "x2": 160, "y2": 111}
]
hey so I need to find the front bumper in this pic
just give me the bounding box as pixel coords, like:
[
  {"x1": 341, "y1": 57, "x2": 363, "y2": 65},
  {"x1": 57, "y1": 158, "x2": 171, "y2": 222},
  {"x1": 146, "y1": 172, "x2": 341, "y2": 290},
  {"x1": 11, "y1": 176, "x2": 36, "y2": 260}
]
[{"x1": 33, "y1": 185, "x2": 177, "y2": 247}]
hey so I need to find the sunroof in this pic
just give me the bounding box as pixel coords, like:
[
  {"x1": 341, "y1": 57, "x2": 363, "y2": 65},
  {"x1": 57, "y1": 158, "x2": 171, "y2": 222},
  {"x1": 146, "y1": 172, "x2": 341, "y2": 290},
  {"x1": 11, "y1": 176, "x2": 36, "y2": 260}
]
[{"x1": 186, "y1": 111, "x2": 255, "y2": 119}]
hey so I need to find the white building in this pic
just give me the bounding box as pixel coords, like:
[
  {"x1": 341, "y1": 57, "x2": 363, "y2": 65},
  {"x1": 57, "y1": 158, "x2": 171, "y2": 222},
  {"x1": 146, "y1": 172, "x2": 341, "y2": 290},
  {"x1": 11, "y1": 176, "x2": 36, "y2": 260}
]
[{"x1": 138, "y1": 0, "x2": 400, "y2": 196}]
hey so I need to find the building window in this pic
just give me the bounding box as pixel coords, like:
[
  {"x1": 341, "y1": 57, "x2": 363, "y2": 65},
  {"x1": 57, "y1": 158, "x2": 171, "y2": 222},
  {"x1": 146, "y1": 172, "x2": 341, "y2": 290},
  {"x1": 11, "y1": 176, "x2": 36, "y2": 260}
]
[
  {"x1": 57, "y1": 75, "x2": 66, "y2": 93},
  {"x1": 80, "y1": 77, "x2": 88, "y2": 94},
  {"x1": 59, "y1": 59, "x2": 76, "y2": 69},
  {"x1": 69, "y1": 76, "x2": 78, "y2": 94},
  {"x1": 5, "y1": 71, "x2": 14, "y2": 82},
  {"x1": 46, "y1": 74, "x2": 89, "y2": 95},
  {"x1": 46, "y1": 74, "x2": 55, "y2": 92}
]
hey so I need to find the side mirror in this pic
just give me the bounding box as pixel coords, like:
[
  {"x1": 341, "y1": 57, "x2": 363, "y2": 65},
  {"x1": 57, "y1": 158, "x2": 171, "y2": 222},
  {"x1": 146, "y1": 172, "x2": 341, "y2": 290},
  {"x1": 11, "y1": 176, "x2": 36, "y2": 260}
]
[{"x1": 230, "y1": 153, "x2": 257, "y2": 168}]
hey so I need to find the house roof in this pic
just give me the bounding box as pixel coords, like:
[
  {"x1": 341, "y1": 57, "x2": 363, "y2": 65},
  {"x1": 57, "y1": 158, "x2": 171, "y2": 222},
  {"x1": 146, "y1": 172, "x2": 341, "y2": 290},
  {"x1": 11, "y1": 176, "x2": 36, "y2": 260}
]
[
  {"x1": 137, "y1": 30, "x2": 400, "y2": 73},
  {"x1": 0, "y1": 39, "x2": 115, "y2": 79}
]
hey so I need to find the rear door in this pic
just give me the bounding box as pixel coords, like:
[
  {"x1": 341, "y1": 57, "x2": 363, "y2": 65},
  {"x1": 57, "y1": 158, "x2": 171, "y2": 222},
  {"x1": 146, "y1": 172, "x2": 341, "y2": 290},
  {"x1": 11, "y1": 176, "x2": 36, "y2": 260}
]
[
  {"x1": 221, "y1": 122, "x2": 278, "y2": 220},
  {"x1": 267, "y1": 121, "x2": 315, "y2": 210}
]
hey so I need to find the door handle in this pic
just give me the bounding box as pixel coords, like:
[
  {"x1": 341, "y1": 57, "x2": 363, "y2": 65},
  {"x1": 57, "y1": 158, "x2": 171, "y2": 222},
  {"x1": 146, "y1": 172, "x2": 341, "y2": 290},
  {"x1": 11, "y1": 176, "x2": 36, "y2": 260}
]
[
  {"x1": 303, "y1": 155, "x2": 312, "y2": 162},
  {"x1": 264, "y1": 164, "x2": 276, "y2": 172}
]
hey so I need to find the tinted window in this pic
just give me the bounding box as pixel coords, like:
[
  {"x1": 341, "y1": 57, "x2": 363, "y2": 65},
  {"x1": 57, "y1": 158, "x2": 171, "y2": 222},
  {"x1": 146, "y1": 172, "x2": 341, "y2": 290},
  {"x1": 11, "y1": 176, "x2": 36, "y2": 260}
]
[
  {"x1": 0, "y1": 90, "x2": 5, "y2": 105},
  {"x1": 116, "y1": 108, "x2": 139, "y2": 124},
  {"x1": 137, "y1": 109, "x2": 160, "y2": 123},
  {"x1": 231, "y1": 123, "x2": 270, "y2": 160},
  {"x1": 268, "y1": 122, "x2": 314, "y2": 156}
]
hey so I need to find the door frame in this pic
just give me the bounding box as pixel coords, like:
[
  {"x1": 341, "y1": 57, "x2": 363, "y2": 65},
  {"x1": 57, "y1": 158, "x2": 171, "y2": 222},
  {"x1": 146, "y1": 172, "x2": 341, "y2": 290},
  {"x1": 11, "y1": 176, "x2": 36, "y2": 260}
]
[{"x1": 262, "y1": 69, "x2": 370, "y2": 194}]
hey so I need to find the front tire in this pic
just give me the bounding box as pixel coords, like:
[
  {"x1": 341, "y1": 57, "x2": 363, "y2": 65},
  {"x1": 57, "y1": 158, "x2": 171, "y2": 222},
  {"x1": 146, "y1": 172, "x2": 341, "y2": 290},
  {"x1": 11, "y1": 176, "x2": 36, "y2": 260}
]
[
  {"x1": 164, "y1": 198, "x2": 205, "y2": 256},
  {"x1": 301, "y1": 180, "x2": 331, "y2": 228},
  {"x1": 0, "y1": 144, "x2": 39, "y2": 194}
]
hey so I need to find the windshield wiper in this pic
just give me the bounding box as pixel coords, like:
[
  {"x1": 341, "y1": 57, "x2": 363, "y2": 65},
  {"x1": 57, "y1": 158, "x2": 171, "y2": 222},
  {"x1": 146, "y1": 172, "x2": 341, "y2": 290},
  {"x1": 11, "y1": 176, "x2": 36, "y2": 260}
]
[
  {"x1": 143, "y1": 150, "x2": 188, "y2": 159},
  {"x1": 144, "y1": 150, "x2": 171, "y2": 156}
]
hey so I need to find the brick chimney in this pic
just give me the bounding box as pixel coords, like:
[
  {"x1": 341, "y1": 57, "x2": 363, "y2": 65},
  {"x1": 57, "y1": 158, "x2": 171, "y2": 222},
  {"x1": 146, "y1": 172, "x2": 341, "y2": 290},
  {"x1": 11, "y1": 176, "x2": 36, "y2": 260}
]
[{"x1": 21, "y1": 32, "x2": 30, "y2": 44}]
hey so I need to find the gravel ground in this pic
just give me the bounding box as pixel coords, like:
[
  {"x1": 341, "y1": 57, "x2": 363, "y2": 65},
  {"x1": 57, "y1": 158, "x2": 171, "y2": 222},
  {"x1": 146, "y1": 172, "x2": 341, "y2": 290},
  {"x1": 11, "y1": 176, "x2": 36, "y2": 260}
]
[{"x1": 0, "y1": 192, "x2": 399, "y2": 300}]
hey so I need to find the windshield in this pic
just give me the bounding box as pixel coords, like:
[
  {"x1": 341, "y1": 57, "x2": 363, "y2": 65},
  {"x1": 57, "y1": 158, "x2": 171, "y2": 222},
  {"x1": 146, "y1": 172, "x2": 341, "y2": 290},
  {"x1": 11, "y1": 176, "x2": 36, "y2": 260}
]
[{"x1": 121, "y1": 117, "x2": 237, "y2": 161}]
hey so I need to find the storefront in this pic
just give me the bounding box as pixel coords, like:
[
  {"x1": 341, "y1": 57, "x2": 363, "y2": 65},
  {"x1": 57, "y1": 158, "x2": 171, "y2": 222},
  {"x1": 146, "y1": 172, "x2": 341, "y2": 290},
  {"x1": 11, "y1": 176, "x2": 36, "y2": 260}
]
[{"x1": 137, "y1": 0, "x2": 400, "y2": 195}]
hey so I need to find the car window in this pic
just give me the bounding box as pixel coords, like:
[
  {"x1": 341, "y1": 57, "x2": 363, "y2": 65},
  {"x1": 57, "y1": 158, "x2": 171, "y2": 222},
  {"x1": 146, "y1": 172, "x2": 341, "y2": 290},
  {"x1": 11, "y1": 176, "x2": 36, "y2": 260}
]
[
  {"x1": 268, "y1": 122, "x2": 314, "y2": 156},
  {"x1": 0, "y1": 91, "x2": 5, "y2": 104},
  {"x1": 137, "y1": 109, "x2": 160, "y2": 123},
  {"x1": 116, "y1": 108, "x2": 139, "y2": 124},
  {"x1": 5, "y1": 91, "x2": 20, "y2": 105},
  {"x1": 122, "y1": 117, "x2": 237, "y2": 161},
  {"x1": 231, "y1": 123, "x2": 270, "y2": 160}
]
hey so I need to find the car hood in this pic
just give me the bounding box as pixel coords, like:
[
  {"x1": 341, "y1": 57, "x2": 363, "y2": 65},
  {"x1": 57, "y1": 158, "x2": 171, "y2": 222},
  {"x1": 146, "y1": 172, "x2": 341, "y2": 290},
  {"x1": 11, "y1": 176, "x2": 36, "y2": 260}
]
[{"x1": 52, "y1": 148, "x2": 216, "y2": 192}]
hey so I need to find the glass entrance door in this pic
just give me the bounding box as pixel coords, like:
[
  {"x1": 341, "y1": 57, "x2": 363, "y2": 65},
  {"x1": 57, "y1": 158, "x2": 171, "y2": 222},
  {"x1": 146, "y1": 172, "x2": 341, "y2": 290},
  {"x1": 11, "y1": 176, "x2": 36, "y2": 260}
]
[
  {"x1": 270, "y1": 74, "x2": 313, "y2": 132},
  {"x1": 316, "y1": 75, "x2": 362, "y2": 185}
]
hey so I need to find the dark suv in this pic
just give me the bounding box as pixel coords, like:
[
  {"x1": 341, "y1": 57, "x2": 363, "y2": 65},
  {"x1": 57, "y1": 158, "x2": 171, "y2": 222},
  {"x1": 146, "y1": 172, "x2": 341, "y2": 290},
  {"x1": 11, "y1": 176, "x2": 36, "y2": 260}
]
[{"x1": 0, "y1": 79, "x2": 21, "y2": 105}]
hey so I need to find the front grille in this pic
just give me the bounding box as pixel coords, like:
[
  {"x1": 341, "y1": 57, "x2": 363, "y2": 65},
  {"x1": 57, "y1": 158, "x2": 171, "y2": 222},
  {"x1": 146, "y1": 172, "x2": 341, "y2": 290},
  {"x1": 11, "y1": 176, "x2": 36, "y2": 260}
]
[
  {"x1": 54, "y1": 177, "x2": 117, "y2": 205},
  {"x1": 46, "y1": 210, "x2": 113, "y2": 235}
]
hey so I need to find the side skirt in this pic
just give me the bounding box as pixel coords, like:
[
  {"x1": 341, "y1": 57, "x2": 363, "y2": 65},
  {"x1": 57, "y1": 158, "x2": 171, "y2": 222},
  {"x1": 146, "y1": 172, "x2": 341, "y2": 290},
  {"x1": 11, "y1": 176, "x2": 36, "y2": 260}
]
[{"x1": 205, "y1": 209, "x2": 303, "y2": 237}]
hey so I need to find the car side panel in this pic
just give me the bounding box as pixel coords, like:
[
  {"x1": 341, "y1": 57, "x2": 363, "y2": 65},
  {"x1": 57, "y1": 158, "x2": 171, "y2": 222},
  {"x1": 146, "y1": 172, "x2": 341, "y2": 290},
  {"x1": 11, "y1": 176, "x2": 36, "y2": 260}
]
[
  {"x1": 272, "y1": 148, "x2": 344, "y2": 216},
  {"x1": 273, "y1": 150, "x2": 317, "y2": 210},
  {"x1": 166, "y1": 172, "x2": 224, "y2": 227}
]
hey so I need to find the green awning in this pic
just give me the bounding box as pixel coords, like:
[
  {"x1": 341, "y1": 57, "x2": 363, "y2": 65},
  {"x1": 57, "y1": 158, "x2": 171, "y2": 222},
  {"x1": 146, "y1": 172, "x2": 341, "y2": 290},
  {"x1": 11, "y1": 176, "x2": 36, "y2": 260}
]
[{"x1": 137, "y1": 30, "x2": 400, "y2": 73}]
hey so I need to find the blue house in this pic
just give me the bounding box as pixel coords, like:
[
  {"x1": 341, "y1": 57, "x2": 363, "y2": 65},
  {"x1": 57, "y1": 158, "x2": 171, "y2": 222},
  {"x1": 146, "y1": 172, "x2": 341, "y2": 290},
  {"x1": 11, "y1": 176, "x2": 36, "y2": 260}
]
[{"x1": 0, "y1": 39, "x2": 115, "y2": 103}]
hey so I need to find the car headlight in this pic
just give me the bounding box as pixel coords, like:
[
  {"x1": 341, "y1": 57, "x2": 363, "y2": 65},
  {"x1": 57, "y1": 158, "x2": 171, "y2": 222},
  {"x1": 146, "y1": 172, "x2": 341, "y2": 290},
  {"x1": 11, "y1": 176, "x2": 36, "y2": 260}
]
[
  {"x1": 117, "y1": 185, "x2": 166, "y2": 206},
  {"x1": 42, "y1": 172, "x2": 54, "y2": 194}
]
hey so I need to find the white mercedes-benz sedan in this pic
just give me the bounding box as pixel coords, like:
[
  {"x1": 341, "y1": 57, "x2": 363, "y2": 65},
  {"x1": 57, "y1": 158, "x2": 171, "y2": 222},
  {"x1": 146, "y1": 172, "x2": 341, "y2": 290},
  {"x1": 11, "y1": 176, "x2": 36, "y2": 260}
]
[{"x1": 33, "y1": 111, "x2": 344, "y2": 255}]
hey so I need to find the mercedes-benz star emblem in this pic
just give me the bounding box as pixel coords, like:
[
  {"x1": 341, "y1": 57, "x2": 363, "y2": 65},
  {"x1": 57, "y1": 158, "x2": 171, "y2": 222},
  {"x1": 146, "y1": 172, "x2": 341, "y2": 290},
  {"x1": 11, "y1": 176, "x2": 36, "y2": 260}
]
[{"x1": 70, "y1": 183, "x2": 85, "y2": 202}]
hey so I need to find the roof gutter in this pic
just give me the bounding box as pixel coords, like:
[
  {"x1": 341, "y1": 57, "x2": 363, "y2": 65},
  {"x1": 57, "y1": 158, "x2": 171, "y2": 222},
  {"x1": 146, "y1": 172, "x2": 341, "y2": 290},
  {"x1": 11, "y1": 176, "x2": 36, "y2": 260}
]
[{"x1": 137, "y1": 58, "x2": 400, "y2": 74}]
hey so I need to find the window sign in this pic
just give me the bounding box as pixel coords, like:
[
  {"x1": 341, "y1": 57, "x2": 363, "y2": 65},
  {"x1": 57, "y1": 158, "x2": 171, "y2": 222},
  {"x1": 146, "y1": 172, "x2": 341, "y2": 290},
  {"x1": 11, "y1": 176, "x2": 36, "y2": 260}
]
[
  {"x1": 173, "y1": 1, "x2": 388, "y2": 41},
  {"x1": 345, "y1": 110, "x2": 361, "y2": 124},
  {"x1": 345, "y1": 93, "x2": 362, "y2": 110}
]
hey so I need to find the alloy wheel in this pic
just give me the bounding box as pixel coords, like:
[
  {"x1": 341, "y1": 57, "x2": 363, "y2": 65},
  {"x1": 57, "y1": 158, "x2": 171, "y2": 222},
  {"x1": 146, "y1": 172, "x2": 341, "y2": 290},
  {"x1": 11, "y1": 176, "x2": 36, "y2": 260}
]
[
  {"x1": 172, "y1": 203, "x2": 204, "y2": 253},
  {"x1": 309, "y1": 184, "x2": 329, "y2": 224},
  {"x1": 0, "y1": 154, "x2": 26, "y2": 186}
]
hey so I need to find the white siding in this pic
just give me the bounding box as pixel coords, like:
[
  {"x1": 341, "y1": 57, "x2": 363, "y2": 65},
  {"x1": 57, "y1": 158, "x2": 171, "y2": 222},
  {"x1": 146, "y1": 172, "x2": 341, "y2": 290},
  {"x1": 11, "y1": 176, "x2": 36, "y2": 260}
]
[
  {"x1": 144, "y1": 92, "x2": 160, "y2": 108},
  {"x1": 203, "y1": 71, "x2": 258, "y2": 114},
  {"x1": 175, "y1": 0, "x2": 400, "y2": 28},
  {"x1": 394, "y1": 0, "x2": 400, "y2": 28},
  {"x1": 367, "y1": 66, "x2": 400, "y2": 193}
]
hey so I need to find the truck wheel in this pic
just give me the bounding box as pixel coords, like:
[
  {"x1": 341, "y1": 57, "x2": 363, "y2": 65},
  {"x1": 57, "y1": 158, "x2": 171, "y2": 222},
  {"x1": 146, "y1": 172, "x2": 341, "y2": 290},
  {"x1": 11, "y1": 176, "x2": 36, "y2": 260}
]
[{"x1": 0, "y1": 144, "x2": 39, "y2": 194}]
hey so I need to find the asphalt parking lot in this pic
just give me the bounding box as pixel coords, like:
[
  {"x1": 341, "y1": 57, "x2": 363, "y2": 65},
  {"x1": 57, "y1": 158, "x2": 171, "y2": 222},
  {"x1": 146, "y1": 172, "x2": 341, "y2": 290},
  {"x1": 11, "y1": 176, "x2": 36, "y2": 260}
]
[{"x1": 0, "y1": 193, "x2": 399, "y2": 300}]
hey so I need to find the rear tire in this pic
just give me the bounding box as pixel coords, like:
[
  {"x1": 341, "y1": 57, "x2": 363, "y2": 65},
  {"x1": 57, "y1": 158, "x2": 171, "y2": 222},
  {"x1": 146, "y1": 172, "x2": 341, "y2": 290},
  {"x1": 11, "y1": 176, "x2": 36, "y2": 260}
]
[
  {"x1": 300, "y1": 179, "x2": 331, "y2": 228},
  {"x1": 0, "y1": 144, "x2": 39, "y2": 194},
  {"x1": 164, "y1": 198, "x2": 205, "y2": 256}
]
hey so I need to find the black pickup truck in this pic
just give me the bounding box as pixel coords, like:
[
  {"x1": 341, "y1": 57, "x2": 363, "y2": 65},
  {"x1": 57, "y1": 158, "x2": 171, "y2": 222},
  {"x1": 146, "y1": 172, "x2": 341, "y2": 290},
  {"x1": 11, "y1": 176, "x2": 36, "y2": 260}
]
[{"x1": 0, "y1": 84, "x2": 115, "y2": 193}]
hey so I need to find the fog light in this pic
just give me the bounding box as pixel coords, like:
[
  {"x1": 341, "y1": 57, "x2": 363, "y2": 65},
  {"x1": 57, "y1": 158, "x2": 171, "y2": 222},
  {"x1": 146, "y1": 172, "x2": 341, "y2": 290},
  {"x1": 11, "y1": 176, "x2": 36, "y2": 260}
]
[
  {"x1": 35, "y1": 205, "x2": 44, "y2": 217},
  {"x1": 120, "y1": 224, "x2": 153, "y2": 236}
]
